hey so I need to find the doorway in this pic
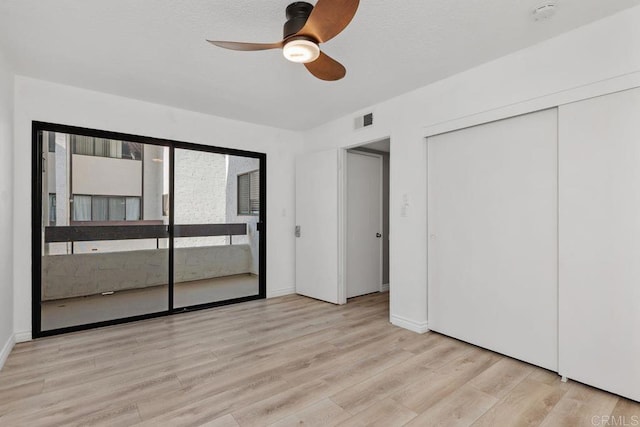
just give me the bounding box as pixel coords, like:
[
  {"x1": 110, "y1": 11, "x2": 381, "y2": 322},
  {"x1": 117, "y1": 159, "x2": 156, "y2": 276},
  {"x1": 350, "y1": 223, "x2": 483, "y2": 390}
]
[
  {"x1": 346, "y1": 139, "x2": 390, "y2": 299},
  {"x1": 32, "y1": 122, "x2": 266, "y2": 337},
  {"x1": 293, "y1": 139, "x2": 390, "y2": 305}
]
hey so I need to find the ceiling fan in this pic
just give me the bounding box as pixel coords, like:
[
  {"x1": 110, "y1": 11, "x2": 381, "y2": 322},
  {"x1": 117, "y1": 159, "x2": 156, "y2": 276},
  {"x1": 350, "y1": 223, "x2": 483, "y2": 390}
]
[{"x1": 207, "y1": 0, "x2": 360, "y2": 81}]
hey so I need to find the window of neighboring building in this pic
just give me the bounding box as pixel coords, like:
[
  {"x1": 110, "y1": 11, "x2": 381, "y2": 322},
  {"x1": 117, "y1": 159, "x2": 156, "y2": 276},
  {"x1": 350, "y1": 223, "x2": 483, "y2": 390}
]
[
  {"x1": 121, "y1": 141, "x2": 143, "y2": 160},
  {"x1": 238, "y1": 170, "x2": 259, "y2": 215},
  {"x1": 72, "y1": 195, "x2": 141, "y2": 221},
  {"x1": 71, "y1": 135, "x2": 142, "y2": 160},
  {"x1": 48, "y1": 193, "x2": 56, "y2": 225},
  {"x1": 92, "y1": 196, "x2": 109, "y2": 221},
  {"x1": 48, "y1": 132, "x2": 56, "y2": 153},
  {"x1": 73, "y1": 195, "x2": 92, "y2": 221},
  {"x1": 125, "y1": 197, "x2": 141, "y2": 221}
]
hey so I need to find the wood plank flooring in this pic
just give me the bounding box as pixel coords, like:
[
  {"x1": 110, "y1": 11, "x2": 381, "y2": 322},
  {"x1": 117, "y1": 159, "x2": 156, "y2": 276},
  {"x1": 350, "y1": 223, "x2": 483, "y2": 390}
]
[{"x1": 0, "y1": 292, "x2": 638, "y2": 426}]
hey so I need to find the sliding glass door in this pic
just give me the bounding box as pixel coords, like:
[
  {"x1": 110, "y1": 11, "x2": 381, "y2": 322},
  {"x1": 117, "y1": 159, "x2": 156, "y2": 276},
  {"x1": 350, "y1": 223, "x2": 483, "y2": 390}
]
[
  {"x1": 38, "y1": 130, "x2": 170, "y2": 332},
  {"x1": 33, "y1": 123, "x2": 265, "y2": 336},
  {"x1": 173, "y1": 150, "x2": 262, "y2": 309}
]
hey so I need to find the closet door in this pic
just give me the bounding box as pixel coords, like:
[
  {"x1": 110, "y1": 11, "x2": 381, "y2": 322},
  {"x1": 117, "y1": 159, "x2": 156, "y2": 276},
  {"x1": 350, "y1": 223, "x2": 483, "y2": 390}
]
[
  {"x1": 559, "y1": 88, "x2": 640, "y2": 402},
  {"x1": 428, "y1": 109, "x2": 558, "y2": 371}
]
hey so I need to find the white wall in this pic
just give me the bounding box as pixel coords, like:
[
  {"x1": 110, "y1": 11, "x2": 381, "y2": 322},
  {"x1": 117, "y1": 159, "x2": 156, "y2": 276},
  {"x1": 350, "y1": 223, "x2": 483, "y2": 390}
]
[
  {"x1": 142, "y1": 144, "x2": 167, "y2": 221},
  {"x1": 174, "y1": 149, "x2": 227, "y2": 247},
  {"x1": 54, "y1": 133, "x2": 68, "y2": 226},
  {"x1": 13, "y1": 77, "x2": 303, "y2": 339},
  {"x1": 304, "y1": 5, "x2": 640, "y2": 332},
  {"x1": 0, "y1": 49, "x2": 15, "y2": 365}
]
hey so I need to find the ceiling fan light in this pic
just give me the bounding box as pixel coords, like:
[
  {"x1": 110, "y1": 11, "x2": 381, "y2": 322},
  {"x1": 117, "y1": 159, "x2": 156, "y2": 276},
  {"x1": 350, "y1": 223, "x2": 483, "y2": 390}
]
[{"x1": 283, "y1": 39, "x2": 320, "y2": 63}]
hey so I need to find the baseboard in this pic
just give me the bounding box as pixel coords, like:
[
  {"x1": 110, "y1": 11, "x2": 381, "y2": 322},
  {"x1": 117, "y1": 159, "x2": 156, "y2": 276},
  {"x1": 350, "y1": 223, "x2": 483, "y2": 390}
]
[
  {"x1": 381, "y1": 283, "x2": 389, "y2": 292},
  {"x1": 0, "y1": 334, "x2": 15, "y2": 371},
  {"x1": 14, "y1": 331, "x2": 32, "y2": 343},
  {"x1": 390, "y1": 314, "x2": 429, "y2": 334},
  {"x1": 267, "y1": 287, "x2": 296, "y2": 298}
]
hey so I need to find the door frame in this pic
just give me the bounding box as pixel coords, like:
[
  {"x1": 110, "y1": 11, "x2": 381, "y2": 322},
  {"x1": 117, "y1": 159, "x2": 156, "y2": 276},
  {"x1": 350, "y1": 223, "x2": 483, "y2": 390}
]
[
  {"x1": 31, "y1": 121, "x2": 267, "y2": 338},
  {"x1": 339, "y1": 136, "x2": 390, "y2": 302},
  {"x1": 345, "y1": 150, "x2": 384, "y2": 297}
]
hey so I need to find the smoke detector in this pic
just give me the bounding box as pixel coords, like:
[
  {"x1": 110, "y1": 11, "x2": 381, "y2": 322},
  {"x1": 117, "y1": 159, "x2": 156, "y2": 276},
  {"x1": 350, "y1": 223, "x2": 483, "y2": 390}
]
[{"x1": 533, "y1": 2, "x2": 557, "y2": 21}]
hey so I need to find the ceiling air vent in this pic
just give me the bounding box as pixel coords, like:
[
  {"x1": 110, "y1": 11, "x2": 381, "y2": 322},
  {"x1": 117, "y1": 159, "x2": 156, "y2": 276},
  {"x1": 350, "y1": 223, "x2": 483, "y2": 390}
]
[{"x1": 355, "y1": 112, "x2": 374, "y2": 129}]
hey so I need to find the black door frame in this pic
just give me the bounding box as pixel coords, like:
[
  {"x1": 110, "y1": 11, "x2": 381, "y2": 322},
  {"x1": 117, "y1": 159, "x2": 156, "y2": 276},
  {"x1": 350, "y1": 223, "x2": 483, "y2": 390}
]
[{"x1": 32, "y1": 121, "x2": 267, "y2": 338}]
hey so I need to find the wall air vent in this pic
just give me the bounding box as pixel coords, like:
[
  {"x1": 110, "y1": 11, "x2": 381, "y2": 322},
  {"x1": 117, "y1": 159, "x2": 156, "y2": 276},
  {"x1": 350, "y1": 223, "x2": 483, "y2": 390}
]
[
  {"x1": 354, "y1": 112, "x2": 374, "y2": 129},
  {"x1": 363, "y1": 112, "x2": 373, "y2": 127}
]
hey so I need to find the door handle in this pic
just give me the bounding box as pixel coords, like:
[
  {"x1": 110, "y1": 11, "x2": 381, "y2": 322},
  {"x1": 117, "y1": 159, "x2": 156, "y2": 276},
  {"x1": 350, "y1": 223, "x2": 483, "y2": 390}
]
[{"x1": 376, "y1": 233, "x2": 382, "y2": 238}]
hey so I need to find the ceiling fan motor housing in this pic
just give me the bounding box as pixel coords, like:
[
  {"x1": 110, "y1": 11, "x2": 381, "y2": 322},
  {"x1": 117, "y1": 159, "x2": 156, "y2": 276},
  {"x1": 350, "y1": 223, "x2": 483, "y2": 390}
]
[{"x1": 284, "y1": 2, "x2": 314, "y2": 39}]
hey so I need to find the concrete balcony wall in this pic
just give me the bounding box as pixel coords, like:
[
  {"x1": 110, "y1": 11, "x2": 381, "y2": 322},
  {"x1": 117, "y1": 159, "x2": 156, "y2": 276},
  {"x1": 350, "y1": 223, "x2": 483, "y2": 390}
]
[{"x1": 42, "y1": 244, "x2": 252, "y2": 300}]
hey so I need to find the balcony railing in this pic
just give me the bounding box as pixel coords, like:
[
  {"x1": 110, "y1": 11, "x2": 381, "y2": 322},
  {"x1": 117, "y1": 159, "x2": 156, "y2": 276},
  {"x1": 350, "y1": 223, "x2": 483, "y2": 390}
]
[{"x1": 45, "y1": 223, "x2": 248, "y2": 253}]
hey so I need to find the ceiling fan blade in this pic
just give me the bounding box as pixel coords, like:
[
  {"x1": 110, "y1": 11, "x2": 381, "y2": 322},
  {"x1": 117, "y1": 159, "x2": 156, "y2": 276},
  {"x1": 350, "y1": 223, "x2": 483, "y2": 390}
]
[
  {"x1": 297, "y1": 0, "x2": 360, "y2": 43},
  {"x1": 304, "y1": 51, "x2": 346, "y2": 81},
  {"x1": 207, "y1": 40, "x2": 283, "y2": 51}
]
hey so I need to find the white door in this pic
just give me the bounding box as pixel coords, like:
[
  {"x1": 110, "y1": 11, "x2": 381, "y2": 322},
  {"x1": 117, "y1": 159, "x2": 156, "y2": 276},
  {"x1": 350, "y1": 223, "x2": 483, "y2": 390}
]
[
  {"x1": 346, "y1": 151, "x2": 383, "y2": 298},
  {"x1": 295, "y1": 149, "x2": 343, "y2": 304},
  {"x1": 428, "y1": 109, "x2": 558, "y2": 371},
  {"x1": 559, "y1": 87, "x2": 640, "y2": 402}
]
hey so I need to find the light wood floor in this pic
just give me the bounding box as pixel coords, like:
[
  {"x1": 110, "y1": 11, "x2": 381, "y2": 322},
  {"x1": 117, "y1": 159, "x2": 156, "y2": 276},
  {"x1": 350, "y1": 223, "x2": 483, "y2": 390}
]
[{"x1": 1, "y1": 293, "x2": 638, "y2": 427}]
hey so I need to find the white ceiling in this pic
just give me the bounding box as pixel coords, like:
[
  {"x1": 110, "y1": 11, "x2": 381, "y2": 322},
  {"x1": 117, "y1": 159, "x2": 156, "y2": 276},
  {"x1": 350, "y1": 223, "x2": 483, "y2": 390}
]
[{"x1": 1, "y1": 0, "x2": 638, "y2": 130}]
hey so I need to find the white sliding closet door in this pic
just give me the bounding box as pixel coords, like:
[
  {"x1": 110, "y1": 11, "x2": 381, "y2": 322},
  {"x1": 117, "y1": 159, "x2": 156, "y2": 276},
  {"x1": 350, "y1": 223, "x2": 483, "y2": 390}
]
[
  {"x1": 428, "y1": 109, "x2": 558, "y2": 371},
  {"x1": 559, "y1": 88, "x2": 640, "y2": 402}
]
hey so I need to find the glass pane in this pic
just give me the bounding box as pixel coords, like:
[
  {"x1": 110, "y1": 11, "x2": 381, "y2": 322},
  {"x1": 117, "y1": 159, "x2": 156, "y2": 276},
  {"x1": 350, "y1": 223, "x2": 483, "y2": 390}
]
[
  {"x1": 250, "y1": 170, "x2": 260, "y2": 215},
  {"x1": 71, "y1": 135, "x2": 94, "y2": 156},
  {"x1": 92, "y1": 196, "x2": 108, "y2": 221},
  {"x1": 72, "y1": 195, "x2": 91, "y2": 221},
  {"x1": 122, "y1": 142, "x2": 142, "y2": 160},
  {"x1": 48, "y1": 194, "x2": 56, "y2": 225},
  {"x1": 47, "y1": 132, "x2": 56, "y2": 153},
  {"x1": 174, "y1": 149, "x2": 260, "y2": 308},
  {"x1": 40, "y1": 130, "x2": 169, "y2": 331},
  {"x1": 125, "y1": 197, "x2": 141, "y2": 220},
  {"x1": 94, "y1": 138, "x2": 108, "y2": 157},
  {"x1": 238, "y1": 173, "x2": 249, "y2": 215},
  {"x1": 110, "y1": 140, "x2": 122, "y2": 159},
  {"x1": 108, "y1": 197, "x2": 126, "y2": 221}
]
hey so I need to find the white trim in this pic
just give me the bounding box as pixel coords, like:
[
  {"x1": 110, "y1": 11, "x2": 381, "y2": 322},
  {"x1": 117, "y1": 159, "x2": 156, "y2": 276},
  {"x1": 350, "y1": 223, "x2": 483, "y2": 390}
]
[
  {"x1": 14, "y1": 331, "x2": 32, "y2": 343},
  {"x1": 343, "y1": 147, "x2": 386, "y2": 300},
  {"x1": 377, "y1": 155, "x2": 384, "y2": 295},
  {"x1": 390, "y1": 314, "x2": 429, "y2": 334},
  {"x1": 0, "y1": 334, "x2": 15, "y2": 371},
  {"x1": 423, "y1": 70, "x2": 640, "y2": 138},
  {"x1": 267, "y1": 287, "x2": 296, "y2": 298},
  {"x1": 337, "y1": 149, "x2": 347, "y2": 304}
]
